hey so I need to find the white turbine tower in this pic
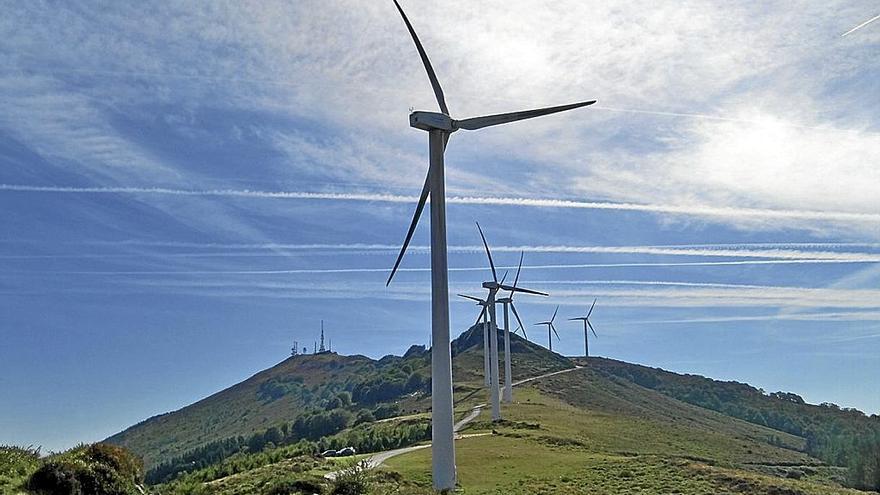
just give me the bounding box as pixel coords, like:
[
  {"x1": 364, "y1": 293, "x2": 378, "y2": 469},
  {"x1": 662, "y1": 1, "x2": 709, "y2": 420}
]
[
  {"x1": 535, "y1": 306, "x2": 561, "y2": 352},
  {"x1": 569, "y1": 298, "x2": 599, "y2": 357},
  {"x1": 496, "y1": 252, "x2": 547, "y2": 403},
  {"x1": 385, "y1": 1, "x2": 596, "y2": 489},
  {"x1": 457, "y1": 293, "x2": 492, "y2": 386}
]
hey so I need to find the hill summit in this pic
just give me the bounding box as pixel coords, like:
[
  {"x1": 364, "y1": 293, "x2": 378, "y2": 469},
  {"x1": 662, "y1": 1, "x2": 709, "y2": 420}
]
[{"x1": 107, "y1": 325, "x2": 566, "y2": 468}]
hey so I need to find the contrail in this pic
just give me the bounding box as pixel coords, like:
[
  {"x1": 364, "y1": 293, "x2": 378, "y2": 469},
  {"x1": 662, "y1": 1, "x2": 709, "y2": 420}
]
[
  {"x1": 2, "y1": 184, "x2": 879, "y2": 223},
  {"x1": 841, "y1": 13, "x2": 880, "y2": 37},
  {"x1": 7, "y1": 239, "x2": 878, "y2": 250},
  {"x1": 13, "y1": 258, "x2": 879, "y2": 276},
  {"x1": 4, "y1": 246, "x2": 879, "y2": 262},
  {"x1": 4, "y1": 242, "x2": 880, "y2": 263},
  {"x1": 445, "y1": 245, "x2": 880, "y2": 261},
  {"x1": 623, "y1": 311, "x2": 880, "y2": 324}
]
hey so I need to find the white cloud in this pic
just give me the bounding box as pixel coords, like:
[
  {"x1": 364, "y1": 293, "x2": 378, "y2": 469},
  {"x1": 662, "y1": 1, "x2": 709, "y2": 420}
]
[{"x1": 1, "y1": 0, "x2": 879, "y2": 237}]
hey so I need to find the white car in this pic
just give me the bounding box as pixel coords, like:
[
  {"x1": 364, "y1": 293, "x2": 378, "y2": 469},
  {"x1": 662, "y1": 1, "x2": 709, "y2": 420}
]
[{"x1": 337, "y1": 447, "x2": 357, "y2": 457}]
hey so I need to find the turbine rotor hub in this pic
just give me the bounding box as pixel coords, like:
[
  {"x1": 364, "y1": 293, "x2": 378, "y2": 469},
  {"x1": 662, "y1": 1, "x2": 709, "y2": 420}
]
[{"x1": 410, "y1": 111, "x2": 457, "y2": 132}]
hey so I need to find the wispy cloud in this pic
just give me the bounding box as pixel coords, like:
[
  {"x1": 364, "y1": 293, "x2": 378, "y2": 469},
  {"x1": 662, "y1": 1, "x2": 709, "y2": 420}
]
[{"x1": 3, "y1": 184, "x2": 880, "y2": 224}]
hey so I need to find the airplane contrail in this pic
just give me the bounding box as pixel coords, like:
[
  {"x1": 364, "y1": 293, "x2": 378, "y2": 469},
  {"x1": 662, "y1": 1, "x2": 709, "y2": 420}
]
[
  {"x1": 4, "y1": 244, "x2": 879, "y2": 263},
  {"x1": 621, "y1": 311, "x2": 880, "y2": 324},
  {"x1": 6, "y1": 239, "x2": 879, "y2": 251},
  {"x1": 841, "y1": 13, "x2": 880, "y2": 37},
  {"x1": 13, "y1": 257, "x2": 879, "y2": 276},
  {"x1": 2, "y1": 184, "x2": 879, "y2": 223}
]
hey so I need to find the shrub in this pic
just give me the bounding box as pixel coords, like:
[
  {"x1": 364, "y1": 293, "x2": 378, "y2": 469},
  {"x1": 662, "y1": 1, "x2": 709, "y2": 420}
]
[
  {"x1": 263, "y1": 477, "x2": 324, "y2": 494},
  {"x1": 26, "y1": 443, "x2": 143, "y2": 495},
  {"x1": 26, "y1": 460, "x2": 81, "y2": 494},
  {"x1": 330, "y1": 460, "x2": 371, "y2": 495},
  {"x1": 0, "y1": 445, "x2": 41, "y2": 477}
]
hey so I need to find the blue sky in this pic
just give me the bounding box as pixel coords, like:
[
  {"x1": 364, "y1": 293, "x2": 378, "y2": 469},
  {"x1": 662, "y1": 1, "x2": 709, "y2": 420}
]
[{"x1": 1, "y1": 1, "x2": 879, "y2": 452}]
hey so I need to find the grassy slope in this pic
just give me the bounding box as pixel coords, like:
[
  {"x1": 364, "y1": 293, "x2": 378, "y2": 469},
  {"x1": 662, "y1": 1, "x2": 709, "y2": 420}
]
[
  {"x1": 386, "y1": 386, "x2": 859, "y2": 494},
  {"x1": 106, "y1": 352, "x2": 376, "y2": 467}
]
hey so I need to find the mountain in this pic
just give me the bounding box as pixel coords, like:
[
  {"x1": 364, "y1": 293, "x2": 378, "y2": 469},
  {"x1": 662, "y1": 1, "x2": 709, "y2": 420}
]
[
  {"x1": 106, "y1": 325, "x2": 569, "y2": 469},
  {"x1": 107, "y1": 327, "x2": 880, "y2": 493}
]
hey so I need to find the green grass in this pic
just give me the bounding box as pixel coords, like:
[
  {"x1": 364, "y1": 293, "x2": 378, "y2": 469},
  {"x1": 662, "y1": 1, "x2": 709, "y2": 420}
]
[
  {"x1": 0, "y1": 446, "x2": 41, "y2": 494},
  {"x1": 383, "y1": 387, "x2": 863, "y2": 494},
  {"x1": 146, "y1": 377, "x2": 866, "y2": 495}
]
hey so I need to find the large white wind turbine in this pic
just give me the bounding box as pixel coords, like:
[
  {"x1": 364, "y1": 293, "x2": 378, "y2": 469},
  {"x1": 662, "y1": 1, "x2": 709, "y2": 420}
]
[
  {"x1": 496, "y1": 252, "x2": 547, "y2": 403},
  {"x1": 385, "y1": 1, "x2": 595, "y2": 489},
  {"x1": 569, "y1": 298, "x2": 599, "y2": 357},
  {"x1": 535, "y1": 306, "x2": 561, "y2": 352}
]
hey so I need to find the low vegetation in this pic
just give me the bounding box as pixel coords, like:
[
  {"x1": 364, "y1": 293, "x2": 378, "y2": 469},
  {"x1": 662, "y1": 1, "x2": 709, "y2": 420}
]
[
  {"x1": 577, "y1": 357, "x2": 880, "y2": 489},
  {"x1": 0, "y1": 445, "x2": 41, "y2": 493},
  {"x1": 1, "y1": 443, "x2": 144, "y2": 495}
]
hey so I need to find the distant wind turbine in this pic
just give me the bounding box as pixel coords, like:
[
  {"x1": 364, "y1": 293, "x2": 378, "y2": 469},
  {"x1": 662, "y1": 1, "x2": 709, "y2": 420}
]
[
  {"x1": 475, "y1": 223, "x2": 505, "y2": 422},
  {"x1": 457, "y1": 293, "x2": 492, "y2": 387},
  {"x1": 385, "y1": 1, "x2": 595, "y2": 489},
  {"x1": 496, "y1": 251, "x2": 547, "y2": 402},
  {"x1": 535, "y1": 306, "x2": 561, "y2": 352},
  {"x1": 569, "y1": 298, "x2": 599, "y2": 357}
]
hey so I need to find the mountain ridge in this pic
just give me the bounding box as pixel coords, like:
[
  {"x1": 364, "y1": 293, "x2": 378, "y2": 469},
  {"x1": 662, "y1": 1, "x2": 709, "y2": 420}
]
[{"x1": 106, "y1": 326, "x2": 879, "y2": 490}]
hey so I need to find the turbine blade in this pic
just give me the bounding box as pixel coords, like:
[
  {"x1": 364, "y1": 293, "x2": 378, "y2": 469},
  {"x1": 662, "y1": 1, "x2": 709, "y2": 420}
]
[
  {"x1": 586, "y1": 298, "x2": 597, "y2": 318},
  {"x1": 386, "y1": 168, "x2": 430, "y2": 286},
  {"x1": 500, "y1": 270, "x2": 509, "y2": 286},
  {"x1": 551, "y1": 324, "x2": 560, "y2": 340},
  {"x1": 458, "y1": 294, "x2": 483, "y2": 303},
  {"x1": 510, "y1": 302, "x2": 526, "y2": 335},
  {"x1": 512, "y1": 251, "x2": 524, "y2": 291},
  {"x1": 588, "y1": 320, "x2": 598, "y2": 339},
  {"x1": 500, "y1": 285, "x2": 548, "y2": 297},
  {"x1": 476, "y1": 222, "x2": 498, "y2": 283},
  {"x1": 392, "y1": 0, "x2": 449, "y2": 115},
  {"x1": 551, "y1": 305, "x2": 559, "y2": 323},
  {"x1": 475, "y1": 306, "x2": 487, "y2": 326},
  {"x1": 454, "y1": 100, "x2": 595, "y2": 131}
]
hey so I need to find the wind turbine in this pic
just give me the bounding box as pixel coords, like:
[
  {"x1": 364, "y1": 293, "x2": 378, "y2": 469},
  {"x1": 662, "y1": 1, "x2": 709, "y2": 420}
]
[
  {"x1": 496, "y1": 251, "x2": 547, "y2": 402},
  {"x1": 535, "y1": 306, "x2": 561, "y2": 352},
  {"x1": 457, "y1": 293, "x2": 491, "y2": 386},
  {"x1": 385, "y1": 1, "x2": 596, "y2": 489},
  {"x1": 569, "y1": 298, "x2": 599, "y2": 357},
  {"x1": 475, "y1": 224, "x2": 546, "y2": 419}
]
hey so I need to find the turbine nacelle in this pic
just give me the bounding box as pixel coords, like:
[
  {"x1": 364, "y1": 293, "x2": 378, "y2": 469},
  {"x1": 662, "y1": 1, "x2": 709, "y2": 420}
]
[{"x1": 410, "y1": 111, "x2": 457, "y2": 132}]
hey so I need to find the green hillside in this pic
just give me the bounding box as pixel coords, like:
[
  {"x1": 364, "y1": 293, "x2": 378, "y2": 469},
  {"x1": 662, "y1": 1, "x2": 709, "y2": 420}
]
[
  {"x1": 106, "y1": 325, "x2": 568, "y2": 471},
  {"x1": 105, "y1": 350, "x2": 435, "y2": 470},
  {"x1": 575, "y1": 356, "x2": 880, "y2": 486},
  {"x1": 104, "y1": 328, "x2": 880, "y2": 493}
]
